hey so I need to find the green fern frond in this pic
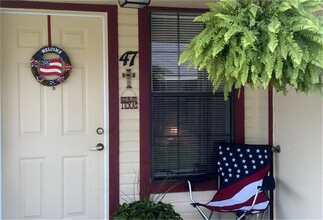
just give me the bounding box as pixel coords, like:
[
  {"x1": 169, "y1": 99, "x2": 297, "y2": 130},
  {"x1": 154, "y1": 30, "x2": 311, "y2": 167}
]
[
  {"x1": 225, "y1": 50, "x2": 236, "y2": 77},
  {"x1": 268, "y1": 32, "x2": 278, "y2": 53},
  {"x1": 287, "y1": 0, "x2": 300, "y2": 10},
  {"x1": 223, "y1": 78, "x2": 234, "y2": 100},
  {"x1": 294, "y1": 36, "x2": 312, "y2": 65},
  {"x1": 178, "y1": 49, "x2": 193, "y2": 67},
  {"x1": 214, "y1": 13, "x2": 236, "y2": 24},
  {"x1": 311, "y1": 55, "x2": 323, "y2": 69},
  {"x1": 248, "y1": 3, "x2": 260, "y2": 17},
  {"x1": 240, "y1": 61, "x2": 249, "y2": 85},
  {"x1": 265, "y1": 57, "x2": 275, "y2": 80},
  {"x1": 286, "y1": 36, "x2": 303, "y2": 66},
  {"x1": 194, "y1": 11, "x2": 222, "y2": 23},
  {"x1": 194, "y1": 28, "x2": 216, "y2": 58},
  {"x1": 278, "y1": 34, "x2": 288, "y2": 60},
  {"x1": 250, "y1": 67, "x2": 259, "y2": 87},
  {"x1": 298, "y1": 30, "x2": 323, "y2": 45},
  {"x1": 224, "y1": 24, "x2": 243, "y2": 43},
  {"x1": 290, "y1": 66, "x2": 301, "y2": 88},
  {"x1": 238, "y1": 48, "x2": 247, "y2": 69},
  {"x1": 292, "y1": 18, "x2": 320, "y2": 32},
  {"x1": 302, "y1": 0, "x2": 322, "y2": 11},
  {"x1": 309, "y1": 64, "x2": 320, "y2": 84},
  {"x1": 241, "y1": 29, "x2": 257, "y2": 48},
  {"x1": 208, "y1": 58, "x2": 225, "y2": 91},
  {"x1": 206, "y1": 3, "x2": 224, "y2": 13},
  {"x1": 278, "y1": 2, "x2": 292, "y2": 12},
  {"x1": 274, "y1": 55, "x2": 284, "y2": 80},
  {"x1": 211, "y1": 38, "x2": 226, "y2": 57},
  {"x1": 268, "y1": 17, "x2": 281, "y2": 33},
  {"x1": 194, "y1": 12, "x2": 212, "y2": 23},
  {"x1": 221, "y1": 0, "x2": 241, "y2": 11}
]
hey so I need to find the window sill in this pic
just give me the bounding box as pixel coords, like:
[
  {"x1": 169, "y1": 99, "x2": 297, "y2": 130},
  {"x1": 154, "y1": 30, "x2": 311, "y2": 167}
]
[{"x1": 146, "y1": 179, "x2": 218, "y2": 195}]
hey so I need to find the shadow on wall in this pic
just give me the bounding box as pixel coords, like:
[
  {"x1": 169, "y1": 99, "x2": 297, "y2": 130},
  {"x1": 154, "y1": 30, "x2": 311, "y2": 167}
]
[
  {"x1": 275, "y1": 178, "x2": 304, "y2": 219},
  {"x1": 274, "y1": 91, "x2": 323, "y2": 219}
]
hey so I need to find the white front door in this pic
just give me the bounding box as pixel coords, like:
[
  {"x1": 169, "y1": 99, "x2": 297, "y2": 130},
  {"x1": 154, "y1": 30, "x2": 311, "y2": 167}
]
[{"x1": 1, "y1": 11, "x2": 107, "y2": 219}]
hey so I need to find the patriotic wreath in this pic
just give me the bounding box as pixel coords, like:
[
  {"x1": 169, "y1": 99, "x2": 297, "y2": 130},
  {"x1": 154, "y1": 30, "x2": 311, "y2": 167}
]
[{"x1": 30, "y1": 46, "x2": 72, "y2": 86}]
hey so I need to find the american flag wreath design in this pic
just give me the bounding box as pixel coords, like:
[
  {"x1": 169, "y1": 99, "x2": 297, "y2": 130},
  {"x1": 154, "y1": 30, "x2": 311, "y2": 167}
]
[{"x1": 30, "y1": 46, "x2": 72, "y2": 87}]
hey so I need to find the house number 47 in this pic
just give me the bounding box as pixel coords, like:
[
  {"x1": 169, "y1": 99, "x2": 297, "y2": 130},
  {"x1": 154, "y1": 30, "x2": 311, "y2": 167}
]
[{"x1": 119, "y1": 51, "x2": 138, "y2": 67}]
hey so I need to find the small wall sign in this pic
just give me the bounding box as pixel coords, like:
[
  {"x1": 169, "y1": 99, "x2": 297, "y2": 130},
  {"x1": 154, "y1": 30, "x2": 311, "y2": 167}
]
[
  {"x1": 30, "y1": 46, "x2": 72, "y2": 87},
  {"x1": 122, "y1": 69, "x2": 135, "y2": 89},
  {"x1": 120, "y1": 90, "x2": 138, "y2": 110},
  {"x1": 119, "y1": 51, "x2": 139, "y2": 110}
]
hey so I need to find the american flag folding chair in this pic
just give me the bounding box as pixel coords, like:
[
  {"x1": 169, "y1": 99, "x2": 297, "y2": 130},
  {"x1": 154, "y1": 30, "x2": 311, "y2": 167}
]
[{"x1": 187, "y1": 143, "x2": 275, "y2": 220}]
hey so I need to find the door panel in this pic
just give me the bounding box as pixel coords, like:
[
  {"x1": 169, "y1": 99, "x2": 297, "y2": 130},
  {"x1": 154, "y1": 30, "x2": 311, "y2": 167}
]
[{"x1": 1, "y1": 12, "x2": 106, "y2": 219}]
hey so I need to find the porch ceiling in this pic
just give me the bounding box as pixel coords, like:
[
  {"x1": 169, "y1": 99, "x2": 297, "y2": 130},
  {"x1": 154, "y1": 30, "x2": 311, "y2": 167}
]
[{"x1": 18, "y1": 0, "x2": 214, "y2": 8}]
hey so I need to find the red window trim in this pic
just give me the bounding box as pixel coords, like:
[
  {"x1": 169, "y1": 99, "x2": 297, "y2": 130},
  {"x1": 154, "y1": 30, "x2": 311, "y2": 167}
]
[{"x1": 139, "y1": 7, "x2": 244, "y2": 195}]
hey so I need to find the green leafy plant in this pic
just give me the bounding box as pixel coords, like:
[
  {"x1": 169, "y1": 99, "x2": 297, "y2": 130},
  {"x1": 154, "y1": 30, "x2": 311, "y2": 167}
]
[
  {"x1": 113, "y1": 177, "x2": 182, "y2": 220},
  {"x1": 113, "y1": 199, "x2": 182, "y2": 220},
  {"x1": 179, "y1": 0, "x2": 323, "y2": 98}
]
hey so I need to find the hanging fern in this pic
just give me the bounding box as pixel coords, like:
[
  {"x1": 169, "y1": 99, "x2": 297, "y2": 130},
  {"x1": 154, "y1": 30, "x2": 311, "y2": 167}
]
[{"x1": 179, "y1": 0, "x2": 323, "y2": 98}]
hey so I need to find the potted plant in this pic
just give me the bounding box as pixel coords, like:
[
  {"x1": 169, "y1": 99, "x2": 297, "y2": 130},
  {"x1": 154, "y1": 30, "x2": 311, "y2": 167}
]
[
  {"x1": 113, "y1": 179, "x2": 182, "y2": 220},
  {"x1": 113, "y1": 199, "x2": 182, "y2": 220},
  {"x1": 179, "y1": 0, "x2": 323, "y2": 99}
]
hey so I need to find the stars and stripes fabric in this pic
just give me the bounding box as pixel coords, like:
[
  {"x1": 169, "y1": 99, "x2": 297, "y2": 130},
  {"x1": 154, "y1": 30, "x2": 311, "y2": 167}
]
[
  {"x1": 202, "y1": 143, "x2": 272, "y2": 214},
  {"x1": 39, "y1": 59, "x2": 62, "y2": 76},
  {"x1": 30, "y1": 58, "x2": 38, "y2": 67}
]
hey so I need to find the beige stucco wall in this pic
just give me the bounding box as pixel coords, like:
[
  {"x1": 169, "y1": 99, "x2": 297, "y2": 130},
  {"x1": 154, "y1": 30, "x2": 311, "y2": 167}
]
[{"x1": 274, "y1": 91, "x2": 323, "y2": 219}]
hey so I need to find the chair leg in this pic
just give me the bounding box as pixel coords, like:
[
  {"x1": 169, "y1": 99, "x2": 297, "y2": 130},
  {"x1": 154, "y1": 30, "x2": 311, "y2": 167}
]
[
  {"x1": 236, "y1": 211, "x2": 247, "y2": 220},
  {"x1": 194, "y1": 204, "x2": 209, "y2": 220},
  {"x1": 208, "y1": 211, "x2": 213, "y2": 219},
  {"x1": 260, "y1": 208, "x2": 267, "y2": 220},
  {"x1": 187, "y1": 180, "x2": 210, "y2": 220}
]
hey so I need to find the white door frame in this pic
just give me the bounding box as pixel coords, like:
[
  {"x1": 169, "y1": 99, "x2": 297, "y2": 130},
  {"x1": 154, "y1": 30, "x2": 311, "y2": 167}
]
[{"x1": 0, "y1": 9, "x2": 110, "y2": 219}]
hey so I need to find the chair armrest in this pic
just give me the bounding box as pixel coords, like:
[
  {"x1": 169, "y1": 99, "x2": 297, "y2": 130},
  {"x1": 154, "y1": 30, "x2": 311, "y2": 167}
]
[
  {"x1": 186, "y1": 180, "x2": 196, "y2": 203},
  {"x1": 259, "y1": 175, "x2": 275, "y2": 191},
  {"x1": 245, "y1": 176, "x2": 275, "y2": 217},
  {"x1": 186, "y1": 180, "x2": 210, "y2": 220}
]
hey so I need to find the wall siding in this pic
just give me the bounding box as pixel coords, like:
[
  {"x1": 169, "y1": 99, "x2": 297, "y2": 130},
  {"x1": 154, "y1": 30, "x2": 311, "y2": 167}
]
[
  {"x1": 244, "y1": 86, "x2": 269, "y2": 145},
  {"x1": 118, "y1": 8, "x2": 140, "y2": 203},
  {"x1": 117, "y1": 11, "x2": 270, "y2": 219}
]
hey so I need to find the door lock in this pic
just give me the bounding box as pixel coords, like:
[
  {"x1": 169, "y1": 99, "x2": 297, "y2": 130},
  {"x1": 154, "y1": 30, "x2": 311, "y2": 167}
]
[{"x1": 96, "y1": 127, "x2": 104, "y2": 135}]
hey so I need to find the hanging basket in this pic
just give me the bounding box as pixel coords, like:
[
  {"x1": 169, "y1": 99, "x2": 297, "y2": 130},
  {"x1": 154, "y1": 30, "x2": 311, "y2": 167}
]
[{"x1": 179, "y1": 0, "x2": 323, "y2": 98}]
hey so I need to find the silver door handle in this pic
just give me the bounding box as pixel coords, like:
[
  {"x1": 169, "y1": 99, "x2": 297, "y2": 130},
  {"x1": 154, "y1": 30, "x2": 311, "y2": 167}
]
[{"x1": 90, "y1": 143, "x2": 104, "y2": 151}]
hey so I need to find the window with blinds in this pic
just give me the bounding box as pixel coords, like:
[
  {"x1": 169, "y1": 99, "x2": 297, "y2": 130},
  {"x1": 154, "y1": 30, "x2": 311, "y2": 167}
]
[{"x1": 150, "y1": 11, "x2": 232, "y2": 182}]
